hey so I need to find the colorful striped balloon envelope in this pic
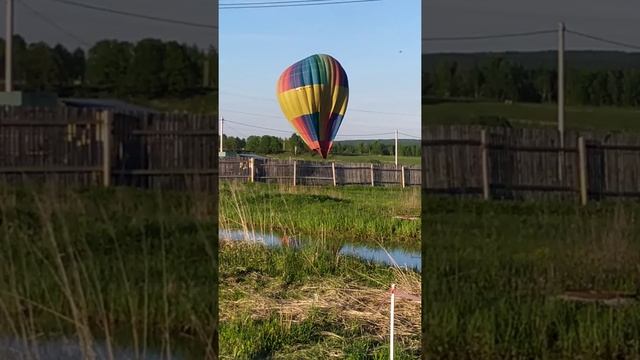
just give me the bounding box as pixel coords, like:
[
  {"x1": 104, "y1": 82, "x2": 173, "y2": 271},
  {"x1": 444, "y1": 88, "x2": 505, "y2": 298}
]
[{"x1": 276, "y1": 54, "x2": 349, "y2": 159}]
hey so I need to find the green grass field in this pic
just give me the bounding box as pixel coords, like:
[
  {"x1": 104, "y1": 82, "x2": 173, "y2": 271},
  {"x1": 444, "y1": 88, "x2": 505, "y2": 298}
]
[
  {"x1": 270, "y1": 153, "x2": 421, "y2": 166},
  {"x1": 219, "y1": 183, "x2": 421, "y2": 358},
  {"x1": 424, "y1": 101, "x2": 640, "y2": 131},
  {"x1": 219, "y1": 182, "x2": 420, "y2": 248},
  {"x1": 0, "y1": 186, "x2": 217, "y2": 359},
  {"x1": 424, "y1": 197, "x2": 640, "y2": 358}
]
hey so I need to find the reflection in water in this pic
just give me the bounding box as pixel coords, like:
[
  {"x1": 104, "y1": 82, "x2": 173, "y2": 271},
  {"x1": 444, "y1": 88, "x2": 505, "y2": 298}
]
[
  {"x1": 0, "y1": 337, "x2": 173, "y2": 360},
  {"x1": 219, "y1": 229, "x2": 421, "y2": 272}
]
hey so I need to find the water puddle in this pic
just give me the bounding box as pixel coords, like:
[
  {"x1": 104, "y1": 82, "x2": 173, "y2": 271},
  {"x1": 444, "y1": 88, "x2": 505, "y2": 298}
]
[
  {"x1": 220, "y1": 229, "x2": 421, "y2": 272},
  {"x1": 0, "y1": 335, "x2": 203, "y2": 360},
  {"x1": 0, "y1": 337, "x2": 169, "y2": 360}
]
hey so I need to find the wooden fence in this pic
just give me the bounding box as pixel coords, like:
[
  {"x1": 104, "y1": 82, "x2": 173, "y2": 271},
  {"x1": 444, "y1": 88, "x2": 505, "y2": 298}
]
[
  {"x1": 0, "y1": 107, "x2": 218, "y2": 192},
  {"x1": 423, "y1": 125, "x2": 640, "y2": 203},
  {"x1": 219, "y1": 158, "x2": 421, "y2": 187}
]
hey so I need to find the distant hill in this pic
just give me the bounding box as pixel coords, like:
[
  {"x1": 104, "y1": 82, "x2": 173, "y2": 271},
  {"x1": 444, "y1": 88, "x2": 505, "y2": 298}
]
[
  {"x1": 423, "y1": 50, "x2": 640, "y2": 72},
  {"x1": 335, "y1": 139, "x2": 420, "y2": 146}
]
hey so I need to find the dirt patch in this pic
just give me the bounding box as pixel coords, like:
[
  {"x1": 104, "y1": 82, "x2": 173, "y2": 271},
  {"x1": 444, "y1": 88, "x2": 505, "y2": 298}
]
[{"x1": 555, "y1": 290, "x2": 638, "y2": 307}]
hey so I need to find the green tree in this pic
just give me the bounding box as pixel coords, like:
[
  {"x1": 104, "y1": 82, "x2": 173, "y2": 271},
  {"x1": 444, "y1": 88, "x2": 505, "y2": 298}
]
[
  {"x1": 245, "y1": 136, "x2": 261, "y2": 153},
  {"x1": 164, "y1": 41, "x2": 197, "y2": 96},
  {"x1": 23, "y1": 42, "x2": 61, "y2": 91},
  {"x1": 287, "y1": 133, "x2": 307, "y2": 154},
  {"x1": 622, "y1": 70, "x2": 640, "y2": 106},
  {"x1": 52, "y1": 44, "x2": 73, "y2": 88},
  {"x1": 207, "y1": 46, "x2": 218, "y2": 89},
  {"x1": 70, "y1": 48, "x2": 86, "y2": 84},
  {"x1": 126, "y1": 39, "x2": 166, "y2": 97},
  {"x1": 86, "y1": 40, "x2": 132, "y2": 94},
  {"x1": 434, "y1": 60, "x2": 460, "y2": 97}
]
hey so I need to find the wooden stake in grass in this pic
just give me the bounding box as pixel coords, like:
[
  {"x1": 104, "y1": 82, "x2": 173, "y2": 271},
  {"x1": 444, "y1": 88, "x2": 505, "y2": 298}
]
[{"x1": 390, "y1": 283, "x2": 396, "y2": 360}]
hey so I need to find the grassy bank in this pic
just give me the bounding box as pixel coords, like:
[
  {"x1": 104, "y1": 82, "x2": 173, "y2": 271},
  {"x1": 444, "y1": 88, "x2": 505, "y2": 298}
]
[
  {"x1": 424, "y1": 101, "x2": 640, "y2": 131},
  {"x1": 424, "y1": 197, "x2": 640, "y2": 359},
  {"x1": 220, "y1": 240, "x2": 420, "y2": 359},
  {"x1": 0, "y1": 186, "x2": 217, "y2": 359},
  {"x1": 219, "y1": 182, "x2": 421, "y2": 249}
]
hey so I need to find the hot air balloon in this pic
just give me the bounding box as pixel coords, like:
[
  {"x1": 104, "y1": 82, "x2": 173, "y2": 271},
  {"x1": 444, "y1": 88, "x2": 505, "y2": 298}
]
[{"x1": 276, "y1": 54, "x2": 349, "y2": 159}]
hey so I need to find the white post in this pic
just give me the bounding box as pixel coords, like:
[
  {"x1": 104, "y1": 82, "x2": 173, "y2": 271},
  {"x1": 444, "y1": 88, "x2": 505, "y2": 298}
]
[
  {"x1": 401, "y1": 166, "x2": 405, "y2": 188},
  {"x1": 395, "y1": 129, "x2": 398, "y2": 167},
  {"x1": 331, "y1": 162, "x2": 336, "y2": 186},
  {"x1": 219, "y1": 116, "x2": 224, "y2": 153},
  {"x1": 5, "y1": 0, "x2": 13, "y2": 92},
  {"x1": 293, "y1": 160, "x2": 297, "y2": 186},
  {"x1": 389, "y1": 284, "x2": 396, "y2": 360},
  {"x1": 370, "y1": 164, "x2": 374, "y2": 187},
  {"x1": 558, "y1": 22, "x2": 565, "y2": 181},
  {"x1": 249, "y1": 158, "x2": 255, "y2": 183}
]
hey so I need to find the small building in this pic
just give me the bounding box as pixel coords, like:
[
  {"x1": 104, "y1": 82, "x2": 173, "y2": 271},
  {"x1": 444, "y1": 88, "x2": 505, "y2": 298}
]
[
  {"x1": 60, "y1": 98, "x2": 157, "y2": 114},
  {"x1": 0, "y1": 91, "x2": 59, "y2": 107}
]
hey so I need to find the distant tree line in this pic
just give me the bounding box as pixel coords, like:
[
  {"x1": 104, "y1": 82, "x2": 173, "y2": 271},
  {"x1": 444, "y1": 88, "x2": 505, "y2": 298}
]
[
  {"x1": 222, "y1": 134, "x2": 421, "y2": 157},
  {"x1": 423, "y1": 56, "x2": 640, "y2": 107},
  {"x1": 0, "y1": 35, "x2": 218, "y2": 98}
]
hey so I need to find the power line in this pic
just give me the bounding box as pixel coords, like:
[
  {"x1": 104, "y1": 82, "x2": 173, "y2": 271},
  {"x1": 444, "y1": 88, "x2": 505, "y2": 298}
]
[
  {"x1": 566, "y1": 29, "x2": 640, "y2": 51},
  {"x1": 347, "y1": 108, "x2": 419, "y2": 117},
  {"x1": 220, "y1": 0, "x2": 380, "y2": 9},
  {"x1": 221, "y1": 91, "x2": 419, "y2": 117},
  {"x1": 335, "y1": 132, "x2": 394, "y2": 137},
  {"x1": 398, "y1": 132, "x2": 419, "y2": 139},
  {"x1": 18, "y1": 0, "x2": 90, "y2": 47},
  {"x1": 220, "y1": 0, "x2": 345, "y2": 5},
  {"x1": 423, "y1": 29, "x2": 555, "y2": 42},
  {"x1": 224, "y1": 118, "x2": 398, "y2": 138},
  {"x1": 49, "y1": 0, "x2": 218, "y2": 30},
  {"x1": 224, "y1": 119, "x2": 293, "y2": 134},
  {"x1": 223, "y1": 109, "x2": 283, "y2": 119}
]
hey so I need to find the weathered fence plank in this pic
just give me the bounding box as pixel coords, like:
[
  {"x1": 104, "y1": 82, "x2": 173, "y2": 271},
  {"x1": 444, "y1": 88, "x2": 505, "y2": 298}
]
[{"x1": 422, "y1": 125, "x2": 640, "y2": 203}]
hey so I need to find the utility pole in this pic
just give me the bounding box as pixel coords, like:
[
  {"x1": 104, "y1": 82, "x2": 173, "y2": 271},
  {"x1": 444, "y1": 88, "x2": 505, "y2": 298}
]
[
  {"x1": 5, "y1": 0, "x2": 13, "y2": 92},
  {"x1": 219, "y1": 115, "x2": 224, "y2": 154},
  {"x1": 395, "y1": 129, "x2": 398, "y2": 167},
  {"x1": 558, "y1": 21, "x2": 565, "y2": 181}
]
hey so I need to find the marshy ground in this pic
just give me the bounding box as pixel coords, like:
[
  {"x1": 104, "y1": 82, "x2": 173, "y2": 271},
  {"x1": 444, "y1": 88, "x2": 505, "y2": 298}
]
[{"x1": 219, "y1": 183, "x2": 421, "y2": 359}]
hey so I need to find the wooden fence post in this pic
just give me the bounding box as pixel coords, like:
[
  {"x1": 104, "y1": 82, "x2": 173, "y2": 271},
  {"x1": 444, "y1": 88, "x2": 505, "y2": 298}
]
[
  {"x1": 480, "y1": 129, "x2": 489, "y2": 200},
  {"x1": 332, "y1": 162, "x2": 337, "y2": 186},
  {"x1": 101, "y1": 110, "x2": 112, "y2": 187},
  {"x1": 370, "y1": 164, "x2": 375, "y2": 187},
  {"x1": 401, "y1": 166, "x2": 406, "y2": 188},
  {"x1": 249, "y1": 158, "x2": 255, "y2": 183},
  {"x1": 578, "y1": 136, "x2": 588, "y2": 206},
  {"x1": 293, "y1": 160, "x2": 297, "y2": 186}
]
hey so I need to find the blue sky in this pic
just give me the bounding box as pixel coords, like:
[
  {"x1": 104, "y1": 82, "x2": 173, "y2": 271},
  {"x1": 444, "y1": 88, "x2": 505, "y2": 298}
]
[{"x1": 219, "y1": 1, "x2": 421, "y2": 140}]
